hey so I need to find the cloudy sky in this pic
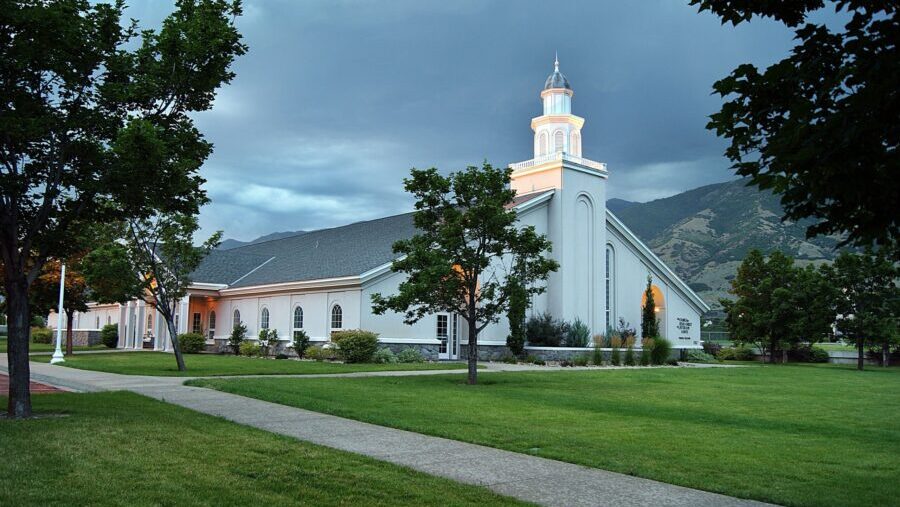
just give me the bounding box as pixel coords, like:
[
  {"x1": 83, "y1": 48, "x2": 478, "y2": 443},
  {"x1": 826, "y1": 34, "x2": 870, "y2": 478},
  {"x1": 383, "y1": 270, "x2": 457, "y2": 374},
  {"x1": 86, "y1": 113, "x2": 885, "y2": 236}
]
[{"x1": 131, "y1": 1, "x2": 835, "y2": 241}]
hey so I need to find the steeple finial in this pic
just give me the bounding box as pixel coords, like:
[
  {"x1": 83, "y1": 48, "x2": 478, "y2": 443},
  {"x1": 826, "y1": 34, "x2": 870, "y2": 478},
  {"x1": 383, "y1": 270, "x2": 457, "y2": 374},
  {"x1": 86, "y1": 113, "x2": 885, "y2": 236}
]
[{"x1": 554, "y1": 51, "x2": 559, "y2": 72}]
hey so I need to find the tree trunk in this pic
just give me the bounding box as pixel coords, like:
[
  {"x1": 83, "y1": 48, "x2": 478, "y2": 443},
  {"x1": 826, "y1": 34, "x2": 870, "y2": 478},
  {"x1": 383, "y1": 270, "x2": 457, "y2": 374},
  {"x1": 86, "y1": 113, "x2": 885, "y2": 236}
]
[
  {"x1": 166, "y1": 317, "x2": 186, "y2": 371},
  {"x1": 65, "y1": 310, "x2": 74, "y2": 356},
  {"x1": 857, "y1": 339, "x2": 865, "y2": 371},
  {"x1": 467, "y1": 317, "x2": 478, "y2": 385},
  {"x1": 5, "y1": 278, "x2": 32, "y2": 418},
  {"x1": 882, "y1": 341, "x2": 890, "y2": 368}
]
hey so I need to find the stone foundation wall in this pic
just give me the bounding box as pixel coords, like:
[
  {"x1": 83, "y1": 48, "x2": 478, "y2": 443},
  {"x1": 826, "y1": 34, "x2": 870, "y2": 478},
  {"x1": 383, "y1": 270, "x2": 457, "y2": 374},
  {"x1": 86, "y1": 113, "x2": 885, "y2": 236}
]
[
  {"x1": 380, "y1": 343, "x2": 440, "y2": 361},
  {"x1": 72, "y1": 330, "x2": 101, "y2": 346}
]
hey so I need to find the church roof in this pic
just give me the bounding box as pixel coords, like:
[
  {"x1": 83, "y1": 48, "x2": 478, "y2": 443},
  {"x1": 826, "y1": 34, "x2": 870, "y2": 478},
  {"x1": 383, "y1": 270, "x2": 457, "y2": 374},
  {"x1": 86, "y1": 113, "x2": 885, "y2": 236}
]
[
  {"x1": 544, "y1": 55, "x2": 571, "y2": 90},
  {"x1": 190, "y1": 212, "x2": 417, "y2": 288}
]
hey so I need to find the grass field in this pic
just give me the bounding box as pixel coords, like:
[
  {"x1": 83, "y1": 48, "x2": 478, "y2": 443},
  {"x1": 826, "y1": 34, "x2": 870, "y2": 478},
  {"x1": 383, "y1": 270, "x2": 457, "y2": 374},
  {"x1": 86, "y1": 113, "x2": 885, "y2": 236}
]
[
  {"x1": 0, "y1": 337, "x2": 107, "y2": 353},
  {"x1": 39, "y1": 351, "x2": 469, "y2": 376},
  {"x1": 191, "y1": 364, "x2": 900, "y2": 507},
  {"x1": 0, "y1": 392, "x2": 521, "y2": 506}
]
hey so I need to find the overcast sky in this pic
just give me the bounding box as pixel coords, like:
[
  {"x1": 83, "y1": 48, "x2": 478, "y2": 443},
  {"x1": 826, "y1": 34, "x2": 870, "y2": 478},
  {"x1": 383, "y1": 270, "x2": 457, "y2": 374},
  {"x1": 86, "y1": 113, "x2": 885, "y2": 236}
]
[{"x1": 130, "y1": 1, "x2": 837, "y2": 241}]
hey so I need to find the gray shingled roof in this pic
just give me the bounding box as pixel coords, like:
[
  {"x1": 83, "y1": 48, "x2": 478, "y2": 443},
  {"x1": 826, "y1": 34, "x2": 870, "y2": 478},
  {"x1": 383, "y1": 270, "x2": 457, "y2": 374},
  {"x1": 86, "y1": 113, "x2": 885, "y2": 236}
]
[{"x1": 191, "y1": 212, "x2": 417, "y2": 288}]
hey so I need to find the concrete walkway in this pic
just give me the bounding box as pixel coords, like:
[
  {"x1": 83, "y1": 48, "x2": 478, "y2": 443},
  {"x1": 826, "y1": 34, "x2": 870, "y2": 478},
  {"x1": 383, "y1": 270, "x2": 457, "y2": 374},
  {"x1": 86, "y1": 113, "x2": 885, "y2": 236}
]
[{"x1": 3, "y1": 356, "x2": 772, "y2": 507}]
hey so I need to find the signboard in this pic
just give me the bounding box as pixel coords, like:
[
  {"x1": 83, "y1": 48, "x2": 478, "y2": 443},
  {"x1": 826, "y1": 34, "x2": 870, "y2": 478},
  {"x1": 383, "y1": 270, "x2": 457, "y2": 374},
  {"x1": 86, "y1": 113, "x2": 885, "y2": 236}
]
[{"x1": 677, "y1": 317, "x2": 692, "y2": 340}]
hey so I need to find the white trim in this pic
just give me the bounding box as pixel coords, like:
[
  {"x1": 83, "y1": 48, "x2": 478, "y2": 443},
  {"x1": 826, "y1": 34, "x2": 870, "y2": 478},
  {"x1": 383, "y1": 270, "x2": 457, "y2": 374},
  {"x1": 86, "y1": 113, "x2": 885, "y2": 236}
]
[
  {"x1": 377, "y1": 337, "x2": 442, "y2": 345},
  {"x1": 228, "y1": 256, "x2": 276, "y2": 286},
  {"x1": 513, "y1": 189, "x2": 555, "y2": 214},
  {"x1": 606, "y1": 210, "x2": 710, "y2": 314},
  {"x1": 220, "y1": 275, "x2": 360, "y2": 295},
  {"x1": 188, "y1": 282, "x2": 228, "y2": 290}
]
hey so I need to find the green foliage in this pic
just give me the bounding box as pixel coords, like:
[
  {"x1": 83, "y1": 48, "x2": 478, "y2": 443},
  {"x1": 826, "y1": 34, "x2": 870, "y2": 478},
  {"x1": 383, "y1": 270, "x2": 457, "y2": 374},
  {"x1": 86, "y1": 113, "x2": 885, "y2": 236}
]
[
  {"x1": 239, "y1": 341, "x2": 261, "y2": 357},
  {"x1": 591, "y1": 345, "x2": 604, "y2": 366},
  {"x1": 228, "y1": 323, "x2": 247, "y2": 356},
  {"x1": 31, "y1": 327, "x2": 53, "y2": 345},
  {"x1": 716, "y1": 345, "x2": 755, "y2": 361},
  {"x1": 624, "y1": 347, "x2": 636, "y2": 366},
  {"x1": 372, "y1": 348, "x2": 398, "y2": 364},
  {"x1": 257, "y1": 328, "x2": 279, "y2": 357},
  {"x1": 178, "y1": 333, "x2": 206, "y2": 354},
  {"x1": 370, "y1": 162, "x2": 558, "y2": 384},
  {"x1": 610, "y1": 347, "x2": 621, "y2": 366},
  {"x1": 331, "y1": 330, "x2": 380, "y2": 363},
  {"x1": 650, "y1": 337, "x2": 673, "y2": 365},
  {"x1": 685, "y1": 350, "x2": 717, "y2": 363},
  {"x1": 100, "y1": 324, "x2": 119, "y2": 348},
  {"x1": 305, "y1": 345, "x2": 338, "y2": 362},
  {"x1": 525, "y1": 312, "x2": 570, "y2": 347},
  {"x1": 291, "y1": 329, "x2": 310, "y2": 359},
  {"x1": 566, "y1": 318, "x2": 591, "y2": 347},
  {"x1": 572, "y1": 354, "x2": 590, "y2": 367},
  {"x1": 639, "y1": 345, "x2": 651, "y2": 366},
  {"x1": 693, "y1": 1, "x2": 899, "y2": 252},
  {"x1": 506, "y1": 280, "x2": 527, "y2": 356},
  {"x1": 789, "y1": 345, "x2": 830, "y2": 364},
  {"x1": 641, "y1": 275, "x2": 660, "y2": 339},
  {"x1": 396, "y1": 347, "x2": 425, "y2": 363}
]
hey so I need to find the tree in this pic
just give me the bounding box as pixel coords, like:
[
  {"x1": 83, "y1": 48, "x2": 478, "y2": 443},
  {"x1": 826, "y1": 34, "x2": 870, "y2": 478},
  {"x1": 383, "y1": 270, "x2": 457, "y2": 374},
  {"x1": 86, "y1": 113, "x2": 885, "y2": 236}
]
[
  {"x1": 505, "y1": 278, "x2": 527, "y2": 357},
  {"x1": 641, "y1": 275, "x2": 660, "y2": 339},
  {"x1": 825, "y1": 249, "x2": 899, "y2": 370},
  {"x1": 88, "y1": 214, "x2": 220, "y2": 371},
  {"x1": 0, "y1": 0, "x2": 245, "y2": 417},
  {"x1": 30, "y1": 257, "x2": 90, "y2": 356},
  {"x1": 371, "y1": 163, "x2": 558, "y2": 384},
  {"x1": 789, "y1": 264, "x2": 837, "y2": 349},
  {"x1": 693, "y1": 1, "x2": 899, "y2": 254}
]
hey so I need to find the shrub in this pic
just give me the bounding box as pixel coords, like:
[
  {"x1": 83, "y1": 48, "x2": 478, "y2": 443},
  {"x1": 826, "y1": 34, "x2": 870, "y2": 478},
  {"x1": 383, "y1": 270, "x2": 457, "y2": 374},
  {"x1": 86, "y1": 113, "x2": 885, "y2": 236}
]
[
  {"x1": 100, "y1": 324, "x2": 119, "y2": 348},
  {"x1": 559, "y1": 358, "x2": 572, "y2": 367},
  {"x1": 573, "y1": 354, "x2": 589, "y2": 367},
  {"x1": 525, "y1": 312, "x2": 570, "y2": 347},
  {"x1": 566, "y1": 318, "x2": 591, "y2": 347},
  {"x1": 257, "y1": 328, "x2": 279, "y2": 357},
  {"x1": 178, "y1": 333, "x2": 206, "y2": 354},
  {"x1": 305, "y1": 345, "x2": 324, "y2": 361},
  {"x1": 331, "y1": 329, "x2": 380, "y2": 363},
  {"x1": 591, "y1": 346, "x2": 604, "y2": 366},
  {"x1": 506, "y1": 281, "x2": 527, "y2": 356},
  {"x1": 685, "y1": 349, "x2": 717, "y2": 363},
  {"x1": 501, "y1": 354, "x2": 518, "y2": 364},
  {"x1": 239, "y1": 341, "x2": 261, "y2": 357},
  {"x1": 291, "y1": 329, "x2": 310, "y2": 359},
  {"x1": 650, "y1": 337, "x2": 672, "y2": 365},
  {"x1": 275, "y1": 353, "x2": 289, "y2": 360},
  {"x1": 624, "y1": 346, "x2": 636, "y2": 366},
  {"x1": 610, "y1": 347, "x2": 621, "y2": 366},
  {"x1": 790, "y1": 344, "x2": 831, "y2": 363},
  {"x1": 717, "y1": 344, "x2": 755, "y2": 361},
  {"x1": 397, "y1": 347, "x2": 425, "y2": 363},
  {"x1": 31, "y1": 327, "x2": 53, "y2": 344},
  {"x1": 229, "y1": 323, "x2": 247, "y2": 355},
  {"x1": 701, "y1": 341, "x2": 722, "y2": 357},
  {"x1": 524, "y1": 354, "x2": 539, "y2": 364},
  {"x1": 372, "y1": 347, "x2": 398, "y2": 364},
  {"x1": 531, "y1": 358, "x2": 546, "y2": 365}
]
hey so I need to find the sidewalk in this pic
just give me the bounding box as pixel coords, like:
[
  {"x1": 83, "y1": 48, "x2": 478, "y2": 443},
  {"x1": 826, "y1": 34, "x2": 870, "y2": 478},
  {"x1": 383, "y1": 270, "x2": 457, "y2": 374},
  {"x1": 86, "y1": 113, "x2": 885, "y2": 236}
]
[{"x1": 3, "y1": 356, "x2": 772, "y2": 507}]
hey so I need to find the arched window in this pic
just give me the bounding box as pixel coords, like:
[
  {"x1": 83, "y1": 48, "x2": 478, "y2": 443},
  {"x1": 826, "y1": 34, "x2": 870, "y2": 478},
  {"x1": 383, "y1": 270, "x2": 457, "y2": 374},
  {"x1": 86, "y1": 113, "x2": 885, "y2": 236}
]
[
  {"x1": 570, "y1": 131, "x2": 580, "y2": 156},
  {"x1": 606, "y1": 245, "x2": 615, "y2": 330},
  {"x1": 208, "y1": 311, "x2": 216, "y2": 340},
  {"x1": 538, "y1": 132, "x2": 548, "y2": 156},
  {"x1": 330, "y1": 304, "x2": 343, "y2": 330},
  {"x1": 233, "y1": 309, "x2": 241, "y2": 329},
  {"x1": 554, "y1": 130, "x2": 565, "y2": 153},
  {"x1": 293, "y1": 306, "x2": 304, "y2": 330},
  {"x1": 95, "y1": 316, "x2": 100, "y2": 329},
  {"x1": 260, "y1": 307, "x2": 270, "y2": 330},
  {"x1": 107, "y1": 315, "x2": 112, "y2": 325}
]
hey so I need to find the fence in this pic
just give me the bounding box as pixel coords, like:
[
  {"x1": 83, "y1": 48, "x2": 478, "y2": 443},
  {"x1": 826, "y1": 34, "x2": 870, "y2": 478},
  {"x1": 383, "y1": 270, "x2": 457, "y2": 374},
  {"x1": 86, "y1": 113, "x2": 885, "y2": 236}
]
[{"x1": 700, "y1": 331, "x2": 731, "y2": 343}]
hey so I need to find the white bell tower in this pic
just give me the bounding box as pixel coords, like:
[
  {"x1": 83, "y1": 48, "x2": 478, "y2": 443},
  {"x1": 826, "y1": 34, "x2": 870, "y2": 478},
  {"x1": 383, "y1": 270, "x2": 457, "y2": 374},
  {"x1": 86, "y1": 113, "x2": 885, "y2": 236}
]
[{"x1": 509, "y1": 55, "x2": 608, "y2": 333}]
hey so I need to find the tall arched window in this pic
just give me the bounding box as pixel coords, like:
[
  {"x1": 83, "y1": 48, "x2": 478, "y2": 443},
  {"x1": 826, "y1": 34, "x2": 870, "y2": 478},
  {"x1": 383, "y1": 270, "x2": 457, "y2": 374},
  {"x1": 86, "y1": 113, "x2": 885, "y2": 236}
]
[
  {"x1": 570, "y1": 131, "x2": 580, "y2": 156},
  {"x1": 538, "y1": 132, "x2": 548, "y2": 156},
  {"x1": 330, "y1": 304, "x2": 343, "y2": 330},
  {"x1": 208, "y1": 311, "x2": 216, "y2": 340},
  {"x1": 293, "y1": 306, "x2": 304, "y2": 330},
  {"x1": 260, "y1": 307, "x2": 270, "y2": 330},
  {"x1": 606, "y1": 245, "x2": 615, "y2": 330},
  {"x1": 233, "y1": 309, "x2": 241, "y2": 329},
  {"x1": 554, "y1": 130, "x2": 565, "y2": 153}
]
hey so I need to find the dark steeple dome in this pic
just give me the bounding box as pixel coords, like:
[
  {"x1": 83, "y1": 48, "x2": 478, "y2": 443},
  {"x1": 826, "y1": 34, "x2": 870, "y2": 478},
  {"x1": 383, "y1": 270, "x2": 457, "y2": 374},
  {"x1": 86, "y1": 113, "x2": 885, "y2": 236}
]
[{"x1": 543, "y1": 54, "x2": 571, "y2": 90}]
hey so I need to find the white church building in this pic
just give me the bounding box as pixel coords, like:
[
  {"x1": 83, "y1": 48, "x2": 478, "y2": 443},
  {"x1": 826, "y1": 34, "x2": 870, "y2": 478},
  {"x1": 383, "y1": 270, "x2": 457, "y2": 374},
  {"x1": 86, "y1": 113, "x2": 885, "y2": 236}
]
[{"x1": 52, "y1": 58, "x2": 709, "y2": 360}]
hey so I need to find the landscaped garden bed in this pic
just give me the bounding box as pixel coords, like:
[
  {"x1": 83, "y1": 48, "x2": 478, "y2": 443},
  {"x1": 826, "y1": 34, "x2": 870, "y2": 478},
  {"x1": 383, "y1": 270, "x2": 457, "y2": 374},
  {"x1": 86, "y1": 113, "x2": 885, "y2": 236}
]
[
  {"x1": 0, "y1": 391, "x2": 522, "y2": 506},
  {"x1": 190, "y1": 364, "x2": 900, "y2": 507}
]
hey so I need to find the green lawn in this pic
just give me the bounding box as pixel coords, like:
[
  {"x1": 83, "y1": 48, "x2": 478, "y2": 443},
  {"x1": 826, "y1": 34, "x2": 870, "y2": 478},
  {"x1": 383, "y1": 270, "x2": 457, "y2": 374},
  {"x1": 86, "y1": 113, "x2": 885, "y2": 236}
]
[
  {"x1": 0, "y1": 337, "x2": 107, "y2": 353},
  {"x1": 0, "y1": 392, "x2": 521, "y2": 506},
  {"x1": 191, "y1": 364, "x2": 900, "y2": 507},
  {"x1": 40, "y1": 351, "x2": 469, "y2": 376}
]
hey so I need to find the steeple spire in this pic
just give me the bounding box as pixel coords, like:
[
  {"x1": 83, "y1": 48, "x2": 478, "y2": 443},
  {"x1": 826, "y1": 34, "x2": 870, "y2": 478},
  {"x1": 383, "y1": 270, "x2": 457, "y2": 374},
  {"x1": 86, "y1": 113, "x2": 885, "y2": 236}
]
[{"x1": 554, "y1": 51, "x2": 559, "y2": 72}]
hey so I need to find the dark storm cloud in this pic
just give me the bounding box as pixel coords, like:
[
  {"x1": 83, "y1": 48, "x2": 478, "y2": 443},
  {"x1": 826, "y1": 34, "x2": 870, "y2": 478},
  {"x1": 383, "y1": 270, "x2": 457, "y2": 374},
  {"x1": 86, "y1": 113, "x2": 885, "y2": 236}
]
[{"x1": 129, "y1": 1, "x2": 840, "y2": 240}]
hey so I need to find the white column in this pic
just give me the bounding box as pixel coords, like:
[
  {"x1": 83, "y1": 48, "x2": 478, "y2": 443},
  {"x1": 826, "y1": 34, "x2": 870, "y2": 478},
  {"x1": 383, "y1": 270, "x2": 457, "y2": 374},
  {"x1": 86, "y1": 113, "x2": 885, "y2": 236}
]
[
  {"x1": 117, "y1": 304, "x2": 128, "y2": 348},
  {"x1": 135, "y1": 301, "x2": 146, "y2": 350},
  {"x1": 154, "y1": 308, "x2": 167, "y2": 351}
]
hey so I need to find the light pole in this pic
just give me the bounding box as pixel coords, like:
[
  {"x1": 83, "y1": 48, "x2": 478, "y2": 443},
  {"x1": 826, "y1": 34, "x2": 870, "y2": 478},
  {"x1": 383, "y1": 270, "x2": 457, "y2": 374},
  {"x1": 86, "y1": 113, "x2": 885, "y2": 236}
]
[{"x1": 50, "y1": 263, "x2": 66, "y2": 364}]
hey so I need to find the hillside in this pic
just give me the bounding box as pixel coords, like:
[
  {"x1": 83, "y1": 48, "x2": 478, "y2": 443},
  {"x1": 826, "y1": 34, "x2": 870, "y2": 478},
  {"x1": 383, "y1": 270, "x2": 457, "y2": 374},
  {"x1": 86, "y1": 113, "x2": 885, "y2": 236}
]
[{"x1": 612, "y1": 178, "x2": 843, "y2": 309}]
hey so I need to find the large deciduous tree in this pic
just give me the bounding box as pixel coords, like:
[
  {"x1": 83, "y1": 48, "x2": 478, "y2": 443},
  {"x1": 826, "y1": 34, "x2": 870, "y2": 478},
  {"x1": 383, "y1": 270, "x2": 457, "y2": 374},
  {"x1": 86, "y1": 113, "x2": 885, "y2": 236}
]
[
  {"x1": 0, "y1": 0, "x2": 245, "y2": 417},
  {"x1": 693, "y1": 1, "x2": 899, "y2": 254},
  {"x1": 371, "y1": 163, "x2": 558, "y2": 384},
  {"x1": 825, "y1": 249, "x2": 899, "y2": 370}
]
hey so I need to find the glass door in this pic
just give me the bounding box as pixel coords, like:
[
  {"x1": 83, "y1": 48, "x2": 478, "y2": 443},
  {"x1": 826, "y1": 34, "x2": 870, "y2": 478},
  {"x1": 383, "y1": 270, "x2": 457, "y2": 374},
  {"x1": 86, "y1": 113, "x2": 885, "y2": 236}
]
[{"x1": 437, "y1": 314, "x2": 449, "y2": 360}]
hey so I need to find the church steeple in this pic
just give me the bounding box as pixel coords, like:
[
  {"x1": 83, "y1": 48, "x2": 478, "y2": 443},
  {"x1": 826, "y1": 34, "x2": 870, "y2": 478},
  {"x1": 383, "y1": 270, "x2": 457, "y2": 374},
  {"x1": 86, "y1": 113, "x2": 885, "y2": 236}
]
[{"x1": 533, "y1": 55, "x2": 583, "y2": 158}]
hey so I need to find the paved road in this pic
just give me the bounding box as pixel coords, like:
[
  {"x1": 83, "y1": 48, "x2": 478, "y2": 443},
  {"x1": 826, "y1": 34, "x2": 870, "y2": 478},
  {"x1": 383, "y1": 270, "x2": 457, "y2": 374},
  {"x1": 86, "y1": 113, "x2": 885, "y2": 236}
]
[{"x1": 1, "y1": 355, "x2": 772, "y2": 507}]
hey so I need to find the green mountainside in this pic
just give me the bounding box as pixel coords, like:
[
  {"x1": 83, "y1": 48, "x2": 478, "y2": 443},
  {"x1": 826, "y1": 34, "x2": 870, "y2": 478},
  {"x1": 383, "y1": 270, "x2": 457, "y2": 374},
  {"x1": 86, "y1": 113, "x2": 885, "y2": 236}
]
[{"x1": 611, "y1": 178, "x2": 843, "y2": 309}]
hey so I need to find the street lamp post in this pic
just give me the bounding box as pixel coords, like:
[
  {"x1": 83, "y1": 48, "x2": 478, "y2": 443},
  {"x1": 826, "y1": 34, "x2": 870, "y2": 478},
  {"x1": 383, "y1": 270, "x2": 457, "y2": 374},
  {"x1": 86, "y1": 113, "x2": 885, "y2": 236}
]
[{"x1": 50, "y1": 263, "x2": 66, "y2": 364}]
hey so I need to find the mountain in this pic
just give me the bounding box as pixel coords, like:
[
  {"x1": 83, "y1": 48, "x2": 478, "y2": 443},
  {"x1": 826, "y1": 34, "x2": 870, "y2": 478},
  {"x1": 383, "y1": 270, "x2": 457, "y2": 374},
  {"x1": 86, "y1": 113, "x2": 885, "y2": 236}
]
[
  {"x1": 610, "y1": 178, "x2": 843, "y2": 310},
  {"x1": 218, "y1": 230, "x2": 307, "y2": 250},
  {"x1": 606, "y1": 198, "x2": 637, "y2": 214}
]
